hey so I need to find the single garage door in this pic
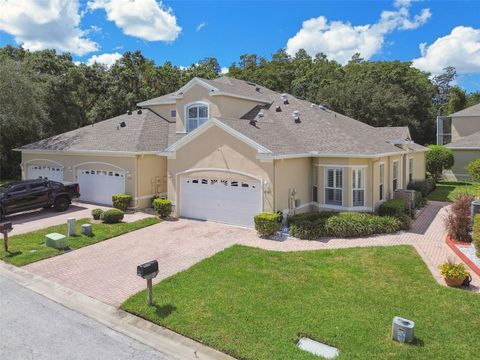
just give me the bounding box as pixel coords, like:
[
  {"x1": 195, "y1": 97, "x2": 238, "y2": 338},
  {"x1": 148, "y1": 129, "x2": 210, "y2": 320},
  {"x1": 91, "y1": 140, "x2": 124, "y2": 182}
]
[
  {"x1": 77, "y1": 168, "x2": 125, "y2": 205},
  {"x1": 180, "y1": 176, "x2": 262, "y2": 227},
  {"x1": 27, "y1": 165, "x2": 64, "y2": 182}
]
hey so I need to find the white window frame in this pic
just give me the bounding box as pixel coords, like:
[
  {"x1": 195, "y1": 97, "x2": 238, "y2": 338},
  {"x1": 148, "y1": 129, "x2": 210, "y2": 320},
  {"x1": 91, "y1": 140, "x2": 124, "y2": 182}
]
[
  {"x1": 436, "y1": 116, "x2": 452, "y2": 145},
  {"x1": 352, "y1": 168, "x2": 365, "y2": 207},
  {"x1": 392, "y1": 160, "x2": 399, "y2": 192},
  {"x1": 379, "y1": 163, "x2": 385, "y2": 201},
  {"x1": 408, "y1": 157, "x2": 414, "y2": 184},
  {"x1": 324, "y1": 167, "x2": 343, "y2": 206},
  {"x1": 170, "y1": 109, "x2": 176, "y2": 118},
  {"x1": 312, "y1": 166, "x2": 318, "y2": 203},
  {"x1": 185, "y1": 102, "x2": 209, "y2": 132}
]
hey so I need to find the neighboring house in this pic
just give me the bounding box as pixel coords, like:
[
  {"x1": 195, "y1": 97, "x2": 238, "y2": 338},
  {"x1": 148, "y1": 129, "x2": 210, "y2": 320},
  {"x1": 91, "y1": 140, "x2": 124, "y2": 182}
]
[
  {"x1": 437, "y1": 103, "x2": 480, "y2": 181},
  {"x1": 17, "y1": 77, "x2": 427, "y2": 227}
]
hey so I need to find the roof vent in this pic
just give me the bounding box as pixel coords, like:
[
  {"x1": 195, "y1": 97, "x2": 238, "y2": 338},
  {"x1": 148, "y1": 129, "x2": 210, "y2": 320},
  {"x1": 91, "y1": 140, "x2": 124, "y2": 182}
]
[
  {"x1": 137, "y1": 109, "x2": 142, "y2": 115},
  {"x1": 281, "y1": 94, "x2": 289, "y2": 105},
  {"x1": 276, "y1": 106, "x2": 282, "y2": 112},
  {"x1": 292, "y1": 110, "x2": 300, "y2": 123},
  {"x1": 249, "y1": 119, "x2": 257, "y2": 126},
  {"x1": 120, "y1": 121, "x2": 126, "y2": 128},
  {"x1": 258, "y1": 111, "x2": 264, "y2": 118},
  {"x1": 127, "y1": 110, "x2": 132, "y2": 115},
  {"x1": 319, "y1": 104, "x2": 327, "y2": 111},
  {"x1": 311, "y1": 103, "x2": 317, "y2": 108},
  {"x1": 255, "y1": 86, "x2": 261, "y2": 92}
]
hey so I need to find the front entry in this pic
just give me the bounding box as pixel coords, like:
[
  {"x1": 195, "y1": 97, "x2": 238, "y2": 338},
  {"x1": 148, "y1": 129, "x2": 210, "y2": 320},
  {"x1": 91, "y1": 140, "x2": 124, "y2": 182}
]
[{"x1": 180, "y1": 176, "x2": 262, "y2": 227}]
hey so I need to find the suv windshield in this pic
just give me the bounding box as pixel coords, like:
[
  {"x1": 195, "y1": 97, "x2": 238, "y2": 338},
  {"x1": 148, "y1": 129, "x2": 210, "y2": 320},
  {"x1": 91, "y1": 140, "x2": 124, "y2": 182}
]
[{"x1": 0, "y1": 183, "x2": 13, "y2": 194}]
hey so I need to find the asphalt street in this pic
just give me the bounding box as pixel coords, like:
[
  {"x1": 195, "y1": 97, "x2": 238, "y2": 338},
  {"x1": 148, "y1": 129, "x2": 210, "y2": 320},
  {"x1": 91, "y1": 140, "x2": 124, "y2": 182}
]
[{"x1": 0, "y1": 275, "x2": 171, "y2": 360}]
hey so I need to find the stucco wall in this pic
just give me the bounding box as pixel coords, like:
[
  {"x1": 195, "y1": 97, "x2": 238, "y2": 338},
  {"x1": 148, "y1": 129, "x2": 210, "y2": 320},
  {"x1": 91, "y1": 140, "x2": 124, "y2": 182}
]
[
  {"x1": 167, "y1": 125, "x2": 275, "y2": 214},
  {"x1": 146, "y1": 104, "x2": 176, "y2": 122},
  {"x1": 452, "y1": 116, "x2": 480, "y2": 142},
  {"x1": 446, "y1": 149, "x2": 480, "y2": 181},
  {"x1": 274, "y1": 157, "x2": 312, "y2": 212},
  {"x1": 136, "y1": 155, "x2": 167, "y2": 207}
]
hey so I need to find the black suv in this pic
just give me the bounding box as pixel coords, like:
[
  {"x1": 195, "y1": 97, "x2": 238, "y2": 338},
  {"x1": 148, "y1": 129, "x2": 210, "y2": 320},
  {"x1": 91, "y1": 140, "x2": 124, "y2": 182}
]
[{"x1": 0, "y1": 179, "x2": 80, "y2": 220}]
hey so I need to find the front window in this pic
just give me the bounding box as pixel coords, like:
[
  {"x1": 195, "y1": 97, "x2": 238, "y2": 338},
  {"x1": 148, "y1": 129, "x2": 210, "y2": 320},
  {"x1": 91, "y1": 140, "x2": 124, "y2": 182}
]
[
  {"x1": 186, "y1": 103, "x2": 208, "y2": 132},
  {"x1": 408, "y1": 158, "x2": 414, "y2": 183},
  {"x1": 352, "y1": 168, "x2": 365, "y2": 207},
  {"x1": 392, "y1": 161, "x2": 399, "y2": 192},
  {"x1": 379, "y1": 164, "x2": 385, "y2": 201},
  {"x1": 437, "y1": 116, "x2": 452, "y2": 145},
  {"x1": 325, "y1": 168, "x2": 343, "y2": 206}
]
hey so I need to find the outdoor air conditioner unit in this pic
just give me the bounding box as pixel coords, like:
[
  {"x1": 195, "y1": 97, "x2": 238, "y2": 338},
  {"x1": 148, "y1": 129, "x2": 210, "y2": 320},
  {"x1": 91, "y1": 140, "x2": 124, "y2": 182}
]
[{"x1": 394, "y1": 189, "x2": 416, "y2": 214}]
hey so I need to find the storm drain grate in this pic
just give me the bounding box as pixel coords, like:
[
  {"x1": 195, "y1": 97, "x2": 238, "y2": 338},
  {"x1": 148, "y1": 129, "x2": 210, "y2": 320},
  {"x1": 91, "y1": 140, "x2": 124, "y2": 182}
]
[{"x1": 297, "y1": 337, "x2": 339, "y2": 359}]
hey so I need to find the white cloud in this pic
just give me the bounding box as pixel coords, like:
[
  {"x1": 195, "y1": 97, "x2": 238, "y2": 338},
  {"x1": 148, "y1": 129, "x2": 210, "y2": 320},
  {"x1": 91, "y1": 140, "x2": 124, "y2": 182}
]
[
  {"x1": 88, "y1": 0, "x2": 181, "y2": 42},
  {"x1": 286, "y1": 0, "x2": 431, "y2": 64},
  {"x1": 86, "y1": 52, "x2": 122, "y2": 67},
  {"x1": 196, "y1": 22, "x2": 207, "y2": 32},
  {"x1": 412, "y1": 26, "x2": 480, "y2": 74},
  {"x1": 0, "y1": 0, "x2": 98, "y2": 55},
  {"x1": 221, "y1": 67, "x2": 229, "y2": 74}
]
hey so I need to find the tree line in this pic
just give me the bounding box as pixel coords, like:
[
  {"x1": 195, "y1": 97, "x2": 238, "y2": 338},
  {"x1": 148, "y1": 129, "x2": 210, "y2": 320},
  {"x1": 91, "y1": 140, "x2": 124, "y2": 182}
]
[{"x1": 0, "y1": 45, "x2": 479, "y2": 179}]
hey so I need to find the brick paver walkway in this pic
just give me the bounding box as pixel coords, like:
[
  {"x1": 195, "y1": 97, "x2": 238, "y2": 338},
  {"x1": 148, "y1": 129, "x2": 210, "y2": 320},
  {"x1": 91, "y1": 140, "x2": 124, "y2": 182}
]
[{"x1": 24, "y1": 201, "x2": 479, "y2": 306}]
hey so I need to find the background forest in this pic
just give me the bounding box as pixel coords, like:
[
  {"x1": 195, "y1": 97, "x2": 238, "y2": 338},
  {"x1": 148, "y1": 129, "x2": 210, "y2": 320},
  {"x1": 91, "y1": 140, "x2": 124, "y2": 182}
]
[{"x1": 1, "y1": 45, "x2": 479, "y2": 179}]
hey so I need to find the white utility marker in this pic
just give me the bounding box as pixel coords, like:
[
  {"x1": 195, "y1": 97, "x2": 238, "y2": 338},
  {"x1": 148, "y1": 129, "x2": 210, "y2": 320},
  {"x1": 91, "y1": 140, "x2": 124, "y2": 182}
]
[{"x1": 297, "y1": 337, "x2": 339, "y2": 359}]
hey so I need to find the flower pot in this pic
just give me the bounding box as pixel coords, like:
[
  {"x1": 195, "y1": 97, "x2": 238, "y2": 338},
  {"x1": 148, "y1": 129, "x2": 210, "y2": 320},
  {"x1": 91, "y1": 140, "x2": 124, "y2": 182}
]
[{"x1": 444, "y1": 276, "x2": 464, "y2": 287}]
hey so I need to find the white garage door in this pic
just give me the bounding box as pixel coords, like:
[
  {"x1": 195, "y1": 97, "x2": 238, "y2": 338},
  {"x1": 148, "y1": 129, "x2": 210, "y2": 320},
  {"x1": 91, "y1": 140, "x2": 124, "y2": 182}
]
[
  {"x1": 180, "y1": 176, "x2": 262, "y2": 227},
  {"x1": 77, "y1": 168, "x2": 125, "y2": 205},
  {"x1": 27, "y1": 165, "x2": 64, "y2": 182}
]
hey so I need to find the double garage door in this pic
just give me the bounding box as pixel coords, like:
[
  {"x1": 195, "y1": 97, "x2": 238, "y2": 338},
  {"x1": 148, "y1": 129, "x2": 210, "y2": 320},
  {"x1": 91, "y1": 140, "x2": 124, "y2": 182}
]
[
  {"x1": 180, "y1": 176, "x2": 262, "y2": 227},
  {"x1": 27, "y1": 165, "x2": 64, "y2": 182},
  {"x1": 77, "y1": 169, "x2": 125, "y2": 206}
]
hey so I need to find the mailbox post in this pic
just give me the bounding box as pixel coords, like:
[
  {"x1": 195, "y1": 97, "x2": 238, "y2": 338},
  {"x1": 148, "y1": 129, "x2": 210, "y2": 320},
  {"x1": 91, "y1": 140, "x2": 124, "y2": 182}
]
[
  {"x1": 0, "y1": 222, "x2": 13, "y2": 252},
  {"x1": 137, "y1": 260, "x2": 159, "y2": 306}
]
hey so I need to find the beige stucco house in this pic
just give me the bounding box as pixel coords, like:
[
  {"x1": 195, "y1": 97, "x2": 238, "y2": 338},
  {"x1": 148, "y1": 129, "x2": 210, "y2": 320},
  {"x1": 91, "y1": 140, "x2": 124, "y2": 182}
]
[
  {"x1": 18, "y1": 77, "x2": 427, "y2": 227},
  {"x1": 437, "y1": 103, "x2": 480, "y2": 181}
]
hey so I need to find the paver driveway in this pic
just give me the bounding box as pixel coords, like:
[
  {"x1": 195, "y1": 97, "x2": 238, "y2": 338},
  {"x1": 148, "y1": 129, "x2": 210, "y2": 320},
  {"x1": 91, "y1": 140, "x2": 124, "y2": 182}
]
[{"x1": 24, "y1": 201, "x2": 480, "y2": 306}]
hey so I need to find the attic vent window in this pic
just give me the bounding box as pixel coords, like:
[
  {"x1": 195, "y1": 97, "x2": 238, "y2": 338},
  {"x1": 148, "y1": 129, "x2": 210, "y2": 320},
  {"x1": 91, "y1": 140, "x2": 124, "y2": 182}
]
[{"x1": 281, "y1": 94, "x2": 289, "y2": 105}]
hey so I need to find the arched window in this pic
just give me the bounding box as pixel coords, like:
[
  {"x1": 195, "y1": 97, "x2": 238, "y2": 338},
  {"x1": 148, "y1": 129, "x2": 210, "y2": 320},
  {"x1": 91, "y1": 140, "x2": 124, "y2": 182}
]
[{"x1": 186, "y1": 103, "x2": 209, "y2": 131}]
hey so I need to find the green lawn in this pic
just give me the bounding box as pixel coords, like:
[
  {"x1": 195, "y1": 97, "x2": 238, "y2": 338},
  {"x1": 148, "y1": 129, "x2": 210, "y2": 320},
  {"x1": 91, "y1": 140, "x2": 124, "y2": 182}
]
[
  {"x1": 427, "y1": 181, "x2": 480, "y2": 202},
  {"x1": 0, "y1": 217, "x2": 160, "y2": 266},
  {"x1": 122, "y1": 245, "x2": 480, "y2": 360}
]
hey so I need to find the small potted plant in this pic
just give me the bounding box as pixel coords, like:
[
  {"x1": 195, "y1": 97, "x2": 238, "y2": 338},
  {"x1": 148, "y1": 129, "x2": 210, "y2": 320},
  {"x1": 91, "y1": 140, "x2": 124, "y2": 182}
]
[{"x1": 439, "y1": 260, "x2": 470, "y2": 287}]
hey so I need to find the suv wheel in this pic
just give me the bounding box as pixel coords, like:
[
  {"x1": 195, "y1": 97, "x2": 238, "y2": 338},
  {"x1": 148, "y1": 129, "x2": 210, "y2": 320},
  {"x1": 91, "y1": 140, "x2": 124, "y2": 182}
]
[{"x1": 54, "y1": 197, "x2": 69, "y2": 212}]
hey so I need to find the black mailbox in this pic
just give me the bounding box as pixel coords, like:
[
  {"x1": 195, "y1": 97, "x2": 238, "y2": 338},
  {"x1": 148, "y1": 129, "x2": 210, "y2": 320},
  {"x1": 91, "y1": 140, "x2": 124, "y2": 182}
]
[
  {"x1": 137, "y1": 260, "x2": 159, "y2": 279},
  {"x1": 0, "y1": 222, "x2": 13, "y2": 234}
]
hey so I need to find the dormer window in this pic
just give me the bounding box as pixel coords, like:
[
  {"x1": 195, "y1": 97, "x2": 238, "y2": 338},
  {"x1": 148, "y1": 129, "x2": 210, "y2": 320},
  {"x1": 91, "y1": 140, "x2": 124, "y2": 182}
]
[{"x1": 186, "y1": 103, "x2": 209, "y2": 132}]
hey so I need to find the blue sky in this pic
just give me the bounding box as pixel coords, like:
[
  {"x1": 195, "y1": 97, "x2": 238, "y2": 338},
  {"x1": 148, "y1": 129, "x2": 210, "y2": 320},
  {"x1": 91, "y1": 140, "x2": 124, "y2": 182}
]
[{"x1": 1, "y1": 0, "x2": 479, "y2": 91}]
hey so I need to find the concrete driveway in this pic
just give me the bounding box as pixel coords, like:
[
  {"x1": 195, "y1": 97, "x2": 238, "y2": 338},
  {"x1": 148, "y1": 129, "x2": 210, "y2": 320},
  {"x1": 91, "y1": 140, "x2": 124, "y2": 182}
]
[
  {"x1": 6, "y1": 201, "x2": 154, "y2": 236},
  {"x1": 25, "y1": 219, "x2": 259, "y2": 306}
]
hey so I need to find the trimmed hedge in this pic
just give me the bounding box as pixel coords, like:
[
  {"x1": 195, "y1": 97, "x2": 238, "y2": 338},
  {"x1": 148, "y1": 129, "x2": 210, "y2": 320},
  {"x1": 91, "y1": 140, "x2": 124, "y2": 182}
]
[
  {"x1": 288, "y1": 211, "x2": 402, "y2": 240},
  {"x1": 101, "y1": 209, "x2": 124, "y2": 223},
  {"x1": 473, "y1": 214, "x2": 480, "y2": 257},
  {"x1": 91, "y1": 208, "x2": 104, "y2": 220},
  {"x1": 152, "y1": 198, "x2": 173, "y2": 218},
  {"x1": 378, "y1": 199, "x2": 408, "y2": 218},
  {"x1": 254, "y1": 212, "x2": 280, "y2": 237},
  {"x1": 407, "y1": 179, "x2": 436, "y2": 197},
  {"x1": 112, "y1": 194, "x2": 132, "y2": 211}
]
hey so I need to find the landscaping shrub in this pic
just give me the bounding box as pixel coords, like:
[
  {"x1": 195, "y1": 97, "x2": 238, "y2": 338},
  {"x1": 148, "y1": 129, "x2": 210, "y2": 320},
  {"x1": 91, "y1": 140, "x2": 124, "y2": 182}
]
[
  {"x1": 444, "y1": 193, "x2": 474, "y2": 242},
  {"x1": 112, "y1": 194, "x2": 132, "y2": 211},
  {"x1": 407, "y1": 179, "x2": 436, "y2": 197},
  {"x1": 91, "y1": 208, "x2": 104, "y2": 220},
  {"x1": 254, "y1": 212, "x2": 280, "y2": 237},
  {"x1": 466, "y1": 159, "x2": 480, "y2": 182},
  {"x1": 473, "y1": 214, "x2": 480, "y2": 257},
  {"x1": 324, "y1": 212, "x2": 401, "y2": 238},
  {"x1": 426, "y1": 145, "x2": 454, "y2": 180},
  {"x1": 414, "y1": 191, "x2": 426, "y2": 209},
  {"x1": 152, "y1": 198, "x2": 173, "y2": 218},
  {"x1": 288, "y1": 212, "x2": 335, "y2": 239},
  {"x1": 101, "y1": 209, "x2": 124, "y2": 223},
  {"x1": 378, "y1": 199, "x2": 408, "y2": 218}
]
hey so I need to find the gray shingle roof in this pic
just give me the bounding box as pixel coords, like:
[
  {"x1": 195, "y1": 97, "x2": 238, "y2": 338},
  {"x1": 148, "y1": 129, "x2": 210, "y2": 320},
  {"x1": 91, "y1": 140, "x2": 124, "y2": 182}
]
[
  {"x1": 21, "y1": 76, "x2": 427, "y2": 156},
  {"x1": 446, "y1": 130, "x2": 480, "y2": 149},
  {"x1": 137, "y1": 92, "x2": 176, "y2": 106},
  {"x1": 20, "y1": 110, "x2": 172, "y2": 153},
  {"x1": 449, "y1": 103, "x2": 480, "y2": 117}
]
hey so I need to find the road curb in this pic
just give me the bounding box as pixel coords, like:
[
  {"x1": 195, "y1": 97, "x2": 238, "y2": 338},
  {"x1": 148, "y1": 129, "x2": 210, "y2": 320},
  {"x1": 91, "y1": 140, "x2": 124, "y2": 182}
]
[{"x1": 0, "y1": 261, "x2": 235, "y2": 360}]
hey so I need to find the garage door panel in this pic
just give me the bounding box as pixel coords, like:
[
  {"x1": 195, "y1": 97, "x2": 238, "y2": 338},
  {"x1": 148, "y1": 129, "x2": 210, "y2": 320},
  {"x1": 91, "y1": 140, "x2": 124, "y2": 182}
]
[
  {"x1": 77, "y1": 169, "x2": 125, "y2": 206},
  {"x1": 180, "y1": 177, "x2": 262, "y2": 227}
]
